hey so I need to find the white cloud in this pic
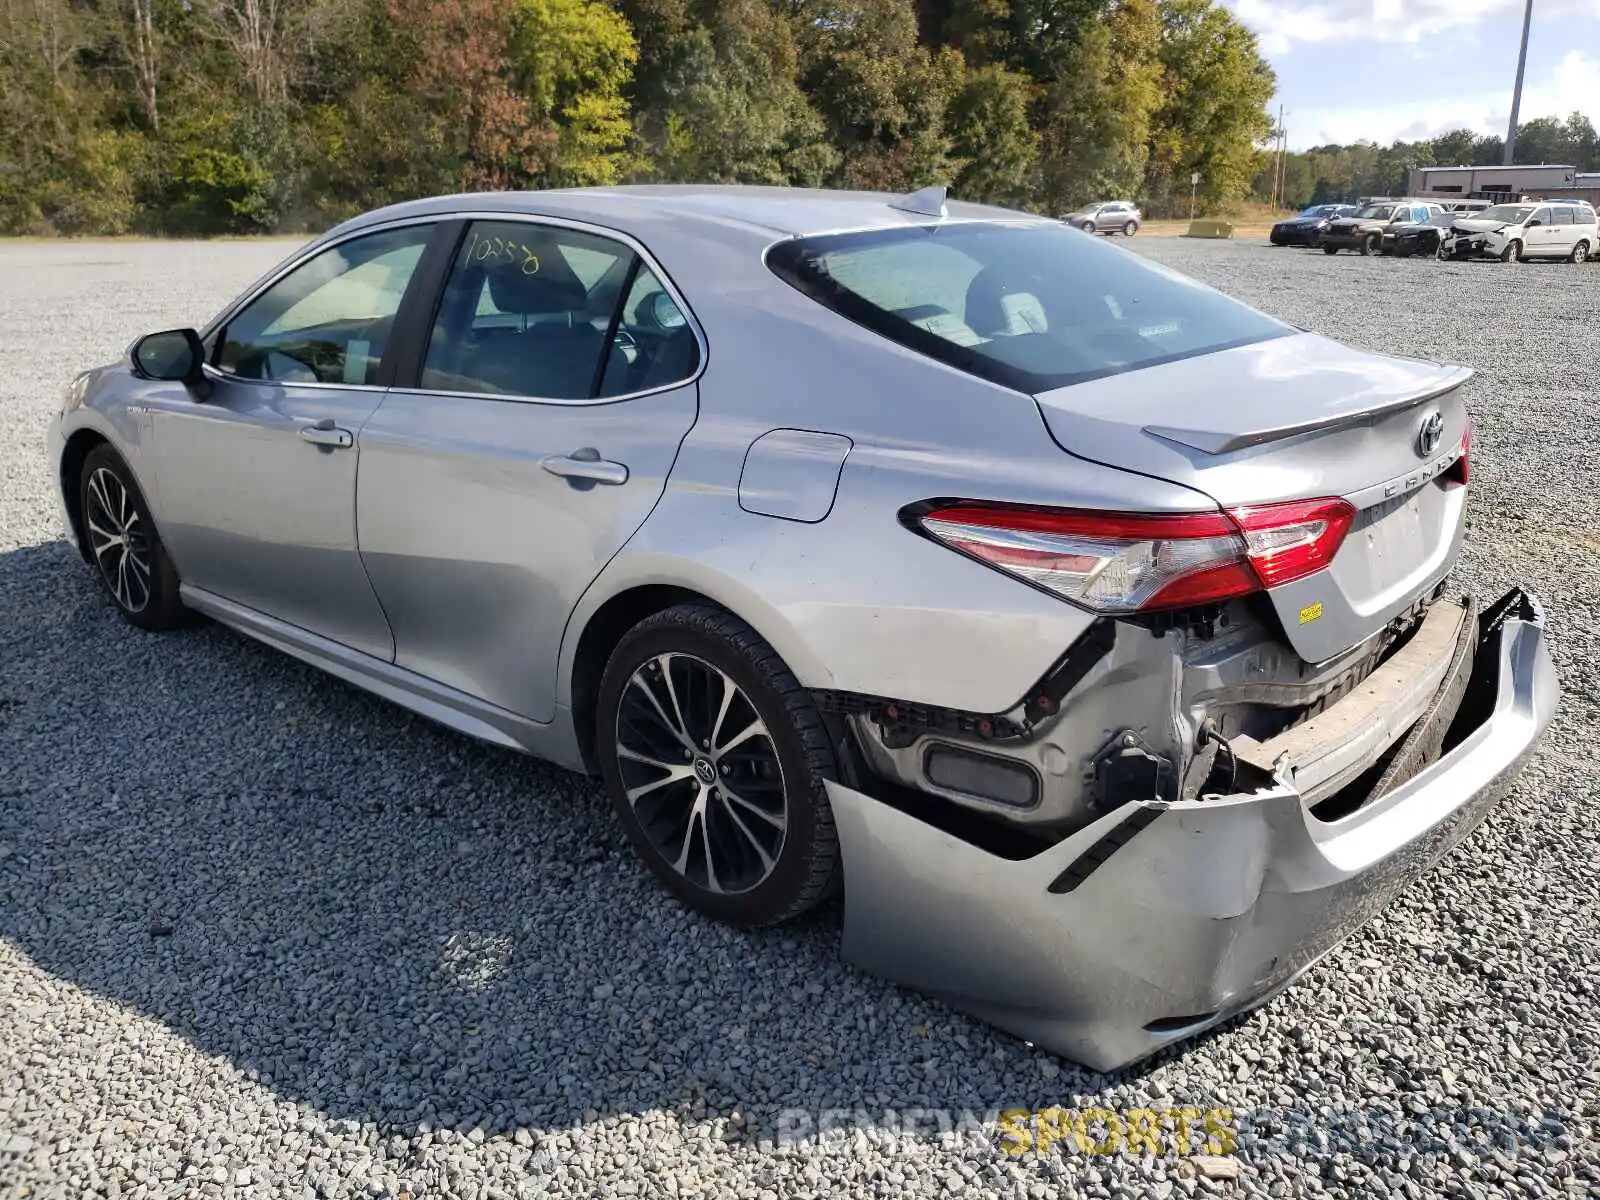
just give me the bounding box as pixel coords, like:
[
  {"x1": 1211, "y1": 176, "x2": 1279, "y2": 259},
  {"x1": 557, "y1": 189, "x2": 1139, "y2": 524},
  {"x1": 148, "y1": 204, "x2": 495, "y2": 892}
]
[
  {"x1": 1228, "y1": 0, "x2": 1591, "y2": 56},
  {"x1": 1285, "y1": 49, "x2": 1600, "y2": 147}
]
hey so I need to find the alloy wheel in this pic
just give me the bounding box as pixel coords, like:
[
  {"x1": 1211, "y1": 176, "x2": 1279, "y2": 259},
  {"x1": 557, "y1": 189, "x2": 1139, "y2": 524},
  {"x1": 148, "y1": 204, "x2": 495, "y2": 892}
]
[
  {"x1": 85, "y1": 467, "x2": 152, "y2": 614},
  {"x1": 614, "y1": 652, "x2": 787, "y2": 896}
]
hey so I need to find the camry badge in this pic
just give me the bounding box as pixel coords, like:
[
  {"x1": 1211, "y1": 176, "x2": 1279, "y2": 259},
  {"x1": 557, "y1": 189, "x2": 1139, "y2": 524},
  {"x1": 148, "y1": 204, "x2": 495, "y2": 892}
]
[{"x1": 1415, "y1": 410, "x2": 1445, "y2": 458}]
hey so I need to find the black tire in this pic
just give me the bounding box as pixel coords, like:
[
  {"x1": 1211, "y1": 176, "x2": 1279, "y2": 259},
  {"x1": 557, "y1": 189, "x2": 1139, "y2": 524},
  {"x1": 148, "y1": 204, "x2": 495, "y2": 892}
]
[
  {"x1": 1360, "y1": 233, "x2": 1380, "y2": 256},
  {"x1": 1122, "y1": 220, "x2": 1138, "y2": 236},
  {"x1": 596, "y1": 603, "x2": 841, "y2": 928},
  {"x1": 1323, "y1": 245, "x2": 1339, "y2": 255},
  {"x1": 1500, "y1": 240, "x2": 1522, "y2": 263},
  {"x1": 78, "y1": 445, "x2": 187, "y2": 631},
  {"x1": 1571, "y1": 240, "x2": 1590, "y2": 264}
]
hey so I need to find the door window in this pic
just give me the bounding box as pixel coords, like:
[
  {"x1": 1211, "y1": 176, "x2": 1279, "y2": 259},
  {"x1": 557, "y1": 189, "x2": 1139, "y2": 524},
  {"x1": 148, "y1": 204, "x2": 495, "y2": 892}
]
[
  {"x1": 1530, "y1": 208, "x2": 1551, "y2": 227},
  {"x1": 1551, "y1": 207, "x2": 1576, "y2": 226},
  {"x1": 422, "y1": 220, "x2": 699, "y2": 400},
  {"x1": 214, "y1": 225, "x2": 434, "y2": 385}
]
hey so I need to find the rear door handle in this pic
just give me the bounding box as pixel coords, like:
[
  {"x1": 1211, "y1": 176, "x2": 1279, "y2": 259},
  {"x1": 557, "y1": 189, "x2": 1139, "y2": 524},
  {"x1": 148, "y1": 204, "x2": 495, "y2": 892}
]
[
  {"x1": 541, "y1": 447, "x2": 629, "y2": 487},
  {"x1": 299, "y1": 418, "x2": 354, "y2": 449}
]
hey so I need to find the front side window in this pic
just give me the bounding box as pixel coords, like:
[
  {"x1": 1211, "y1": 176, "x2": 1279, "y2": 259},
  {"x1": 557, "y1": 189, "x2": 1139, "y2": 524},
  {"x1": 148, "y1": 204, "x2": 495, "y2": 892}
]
[
  {"x1": 215, "y1": 225, "x2": 433, "y2": 385},
  {"x1": 422, "y1": 221, "x2": 698, "y2": 400},
  {"x1": 767, "y1": 221, "x2": 1289, "y2": 394}
]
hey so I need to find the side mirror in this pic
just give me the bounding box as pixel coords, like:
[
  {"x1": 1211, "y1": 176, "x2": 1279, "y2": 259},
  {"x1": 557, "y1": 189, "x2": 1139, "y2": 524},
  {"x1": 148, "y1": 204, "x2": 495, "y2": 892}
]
[
  {"x1": 1526, "y1": 219, "x2": 1543, "y2": 227},
  {"x1": 131, "y1": 328, "x2": 206, "y2": 385}
]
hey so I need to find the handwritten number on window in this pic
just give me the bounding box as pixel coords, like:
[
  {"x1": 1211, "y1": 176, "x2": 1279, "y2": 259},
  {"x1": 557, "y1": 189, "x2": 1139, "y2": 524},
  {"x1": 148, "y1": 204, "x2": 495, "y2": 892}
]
[{"x1": 467, "y1": 231, "x2": 540, "y2": 276}]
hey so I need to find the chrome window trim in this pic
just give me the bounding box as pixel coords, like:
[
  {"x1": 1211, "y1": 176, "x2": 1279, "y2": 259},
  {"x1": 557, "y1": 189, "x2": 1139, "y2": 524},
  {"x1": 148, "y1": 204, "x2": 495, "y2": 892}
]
[
  {"x1": 199, "y1": 215, "x2": 442, "y2": 345},
  {"x1": 390, "y1": 209, "x2": 707, "y2": 408}
]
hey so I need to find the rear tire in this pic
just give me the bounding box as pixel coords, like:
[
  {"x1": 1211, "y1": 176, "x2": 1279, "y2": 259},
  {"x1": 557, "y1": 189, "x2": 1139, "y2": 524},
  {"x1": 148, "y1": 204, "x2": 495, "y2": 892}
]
[
  {"x1": 78, "y1": 445, "x2": 187, "y2": 631},
  {"x1": 595, "y1": 603, "x2": 841, "y2": 928},
  {"x1": 1572, "y1": 240, "x2": 1591, "y2": 264},
  {"x1": 1122, "y1": 220, "x2": 1138, "y2": 236}
]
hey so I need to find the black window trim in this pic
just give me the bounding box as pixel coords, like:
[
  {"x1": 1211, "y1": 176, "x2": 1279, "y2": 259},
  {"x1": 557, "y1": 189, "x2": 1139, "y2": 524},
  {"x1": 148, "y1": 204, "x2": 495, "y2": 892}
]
[
  {"x1": 764, "y1": 223, "x2": 1290, "y2": 396},
  {"x1": 385, "y1": 211, "x2": 707, "y2": 407}
]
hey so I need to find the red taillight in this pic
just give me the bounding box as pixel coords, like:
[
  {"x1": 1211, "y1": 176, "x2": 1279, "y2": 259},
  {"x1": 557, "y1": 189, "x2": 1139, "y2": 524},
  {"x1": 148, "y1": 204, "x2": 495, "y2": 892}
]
[
  {"x1": 916, "y1": 497, "x2": 1356, "y2": 614},
  {"x1": 1228, "y1": 497, "x2": 1357, "y2": 588}
]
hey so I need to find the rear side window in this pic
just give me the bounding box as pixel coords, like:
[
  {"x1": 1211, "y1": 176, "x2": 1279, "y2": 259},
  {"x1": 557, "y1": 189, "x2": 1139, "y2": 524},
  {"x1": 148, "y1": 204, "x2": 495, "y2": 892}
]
[
  {"x1": 766, "y1": 222, "x2": 1289, "y2": 393},
  {"x1": 421, "y1": 220, "x2": 700, "y2": 400}
]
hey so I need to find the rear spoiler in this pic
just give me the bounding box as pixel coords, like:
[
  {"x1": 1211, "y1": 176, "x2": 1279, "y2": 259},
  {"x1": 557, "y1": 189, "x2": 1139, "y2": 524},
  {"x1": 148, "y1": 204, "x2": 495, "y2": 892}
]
[{"x1": 1143, "y1": 366, "x2": 1475, "y2": 455}]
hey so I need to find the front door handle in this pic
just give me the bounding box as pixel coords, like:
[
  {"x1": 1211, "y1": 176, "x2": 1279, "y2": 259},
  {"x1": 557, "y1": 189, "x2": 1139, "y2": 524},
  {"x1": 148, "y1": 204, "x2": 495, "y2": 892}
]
[
  {"x1": 299, "y1": 418, "x2": 354, "y2": 449},
  {"x1": 541, "y1": 447, "x2": 629, "y2": 488}
]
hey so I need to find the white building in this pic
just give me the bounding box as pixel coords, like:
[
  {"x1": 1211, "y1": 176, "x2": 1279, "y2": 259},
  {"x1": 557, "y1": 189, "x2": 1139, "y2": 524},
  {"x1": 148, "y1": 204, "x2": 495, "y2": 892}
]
[{"x1": 1408, "y1": 163, "x2": 1578, "y2": 199}]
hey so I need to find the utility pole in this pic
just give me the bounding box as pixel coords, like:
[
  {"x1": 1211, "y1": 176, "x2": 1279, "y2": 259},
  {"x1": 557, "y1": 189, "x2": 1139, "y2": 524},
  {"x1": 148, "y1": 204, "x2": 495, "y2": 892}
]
[
  {"x1": 1504, "y1": 0, "x2": 1533, "y2": 164},
  {"x1": 1274, "y1": 104, "x2": 1285, "y2": 207}
]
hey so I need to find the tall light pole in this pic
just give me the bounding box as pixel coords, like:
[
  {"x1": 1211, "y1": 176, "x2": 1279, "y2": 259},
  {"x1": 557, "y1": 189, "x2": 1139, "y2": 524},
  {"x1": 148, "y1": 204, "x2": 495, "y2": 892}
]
[{"x1": 1504, "y1": 0, "x2": 1533, "y2": 164}]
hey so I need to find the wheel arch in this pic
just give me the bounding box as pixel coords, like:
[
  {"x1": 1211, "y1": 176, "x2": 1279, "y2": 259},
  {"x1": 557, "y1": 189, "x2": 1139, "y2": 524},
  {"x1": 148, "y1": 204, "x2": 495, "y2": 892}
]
[
  {"x1": 562, "y1": 570, "x2": 834, "y2": 776},
  {"x1": 60, "y1": 428, "x2": 113, "y2": 563},
  {"x1": 567, "y1": 584, "x2": 711, "y2": 773}
]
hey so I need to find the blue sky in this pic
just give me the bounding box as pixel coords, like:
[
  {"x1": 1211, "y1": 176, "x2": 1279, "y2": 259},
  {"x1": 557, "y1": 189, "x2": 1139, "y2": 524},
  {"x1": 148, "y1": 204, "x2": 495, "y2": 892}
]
[{"x1": 1223, "y1": 1, "x2": 1600, "y2": 150}]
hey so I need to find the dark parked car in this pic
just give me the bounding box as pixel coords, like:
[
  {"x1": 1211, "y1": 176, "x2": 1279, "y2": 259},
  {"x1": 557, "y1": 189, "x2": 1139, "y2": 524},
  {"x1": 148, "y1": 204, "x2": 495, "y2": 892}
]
[
  {"x1": 1321, "y1": 202, "x2": 1445, "y2": 255},
  {"x1": 1380, "y1": 210, "x2": 1459, "y2": 258},
  {"x1": 1268, "y1": 204, "x2": 1359, "y2": 247}
]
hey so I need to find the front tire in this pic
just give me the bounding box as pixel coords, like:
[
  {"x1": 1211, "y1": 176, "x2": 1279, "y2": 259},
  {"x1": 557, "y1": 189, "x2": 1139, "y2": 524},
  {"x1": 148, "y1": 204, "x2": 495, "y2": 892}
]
[
  {"x1": 78, "y1": 445, "x2": 186, "y2": 631},
  {"x1": 1323, "y1": 245, "x2": 1339, "y2": 255},
  {"x1": 596, "y1": 603, "x2": 841, "y2": 928},
  {"x1": 1500, "y1": 240, "x2": 1523, "y2": 263},
  {"x1": 1360, "y1": 233, "x2": 1381, "y2": 256}
]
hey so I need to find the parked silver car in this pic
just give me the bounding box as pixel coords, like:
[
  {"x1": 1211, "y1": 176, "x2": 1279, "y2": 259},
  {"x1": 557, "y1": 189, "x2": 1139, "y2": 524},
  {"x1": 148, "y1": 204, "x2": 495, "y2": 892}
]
[
  {"x1": 1063, "y1": 200, "x2": 1142, "y2": 235},
  {"x1": 48, "y1": 185, "x2": 1556, "y2": 1070}
]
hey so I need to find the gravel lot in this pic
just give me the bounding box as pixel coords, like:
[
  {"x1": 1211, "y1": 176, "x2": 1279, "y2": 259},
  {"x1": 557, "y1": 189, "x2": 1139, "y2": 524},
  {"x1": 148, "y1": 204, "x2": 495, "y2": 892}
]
[{"x1": 1, "y1": 236, "x2": 1596, "y2": 1200}]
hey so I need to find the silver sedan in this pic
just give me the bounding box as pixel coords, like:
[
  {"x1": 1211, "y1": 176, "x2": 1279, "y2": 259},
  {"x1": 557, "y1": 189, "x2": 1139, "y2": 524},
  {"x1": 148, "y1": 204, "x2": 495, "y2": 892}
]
[{"x1": 48, "y1": 185, "x2": 1557, "y2": 1070}]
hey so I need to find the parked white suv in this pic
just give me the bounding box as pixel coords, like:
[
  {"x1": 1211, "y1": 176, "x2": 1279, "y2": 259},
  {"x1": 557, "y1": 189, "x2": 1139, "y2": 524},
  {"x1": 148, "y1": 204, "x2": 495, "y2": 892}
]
[{"x1": 1442, "y1": 200, "x2": 1597, "y2": 263}]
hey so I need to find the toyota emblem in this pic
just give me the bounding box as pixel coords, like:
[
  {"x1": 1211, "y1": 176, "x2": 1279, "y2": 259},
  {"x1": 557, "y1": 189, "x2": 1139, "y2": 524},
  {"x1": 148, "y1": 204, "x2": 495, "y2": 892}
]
[{"x1": 1415, "y1": 410, "x2": 1445, "y2": 458}]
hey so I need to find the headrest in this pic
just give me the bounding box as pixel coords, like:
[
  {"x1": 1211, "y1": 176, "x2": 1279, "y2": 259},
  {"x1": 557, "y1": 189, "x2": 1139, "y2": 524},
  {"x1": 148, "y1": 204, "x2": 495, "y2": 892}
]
[
  {"x1": 485, "y1": 266, "x2": 586, "y2": 315},
  {"x1": 964, "y1": 267, "x2": 1016, "y2": 338}
]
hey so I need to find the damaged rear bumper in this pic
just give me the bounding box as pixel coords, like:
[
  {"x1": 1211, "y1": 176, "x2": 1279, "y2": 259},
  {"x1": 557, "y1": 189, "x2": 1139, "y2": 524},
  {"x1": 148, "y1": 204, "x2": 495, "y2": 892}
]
[{"x1": 828, "y1": 589, "x2": 1558, "y2": 1072}]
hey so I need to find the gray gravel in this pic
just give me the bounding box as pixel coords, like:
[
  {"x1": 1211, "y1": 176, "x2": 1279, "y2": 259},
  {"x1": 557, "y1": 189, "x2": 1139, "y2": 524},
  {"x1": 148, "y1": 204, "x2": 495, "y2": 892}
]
[{"x1": 2, "y1": 237, "x2": 1597, "y2": 1199}]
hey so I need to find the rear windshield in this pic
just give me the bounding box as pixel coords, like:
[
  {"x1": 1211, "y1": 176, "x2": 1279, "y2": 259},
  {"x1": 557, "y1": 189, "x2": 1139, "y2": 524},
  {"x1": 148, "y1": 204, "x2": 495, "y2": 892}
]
[{"x1": 765, "y1": 222, "x2": 1289, "y2": 393}]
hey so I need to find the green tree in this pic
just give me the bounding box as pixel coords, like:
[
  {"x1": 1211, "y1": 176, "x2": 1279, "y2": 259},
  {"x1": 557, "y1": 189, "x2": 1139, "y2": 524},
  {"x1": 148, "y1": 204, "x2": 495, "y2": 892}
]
[
  {"x1": 1036, "y1": 1, "x2": 1162, "y2": 211},
  {"x1": 640, "y1": 0, "x2": 835, "y2": 184},
  {"x1": 1145, "y1": 0, "x2": 1275, "y2": 216},
  {"x1": 947, "y1": 63, "x2": 1037, "y2": 205}
]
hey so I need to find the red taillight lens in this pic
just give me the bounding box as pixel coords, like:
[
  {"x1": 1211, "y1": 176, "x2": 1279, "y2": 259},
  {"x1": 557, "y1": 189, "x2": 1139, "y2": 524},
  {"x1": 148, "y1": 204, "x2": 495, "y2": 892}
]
[
  {"x1": 1227, "y1": 497, "x2": 1357, "y2": 588},
  {"x1": 916, "y1": 497, "x2": 1356, "y2": 614}
]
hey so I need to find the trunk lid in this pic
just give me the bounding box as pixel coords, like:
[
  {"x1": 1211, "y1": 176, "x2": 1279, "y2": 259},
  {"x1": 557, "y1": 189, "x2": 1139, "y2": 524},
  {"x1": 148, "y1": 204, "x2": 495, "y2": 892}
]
[{"x1": 1033, "y1": 332, "x2": 1471, "y2": 663}]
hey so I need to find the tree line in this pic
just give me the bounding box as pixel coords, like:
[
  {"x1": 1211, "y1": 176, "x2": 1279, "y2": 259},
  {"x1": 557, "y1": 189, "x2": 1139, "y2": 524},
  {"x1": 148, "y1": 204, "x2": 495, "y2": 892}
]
[
  {"x1": 1253, "y1": 114, "x2": 1600, "y2": 210},
  {"x1": 0, "y1": 0, "x2": 1278, "y2": 235}
]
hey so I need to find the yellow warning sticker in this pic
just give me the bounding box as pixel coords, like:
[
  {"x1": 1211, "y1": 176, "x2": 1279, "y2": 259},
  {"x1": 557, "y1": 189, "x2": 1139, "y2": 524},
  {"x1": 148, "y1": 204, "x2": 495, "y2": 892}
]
[{"x1": 1298, "y1": 601, "x2": 1324, "y2": 625}]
